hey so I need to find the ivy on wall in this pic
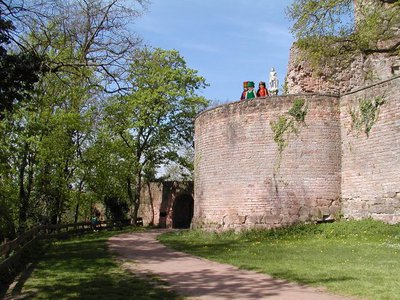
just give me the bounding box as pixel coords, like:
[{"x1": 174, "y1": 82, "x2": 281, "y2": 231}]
[
  {"x1": 270, "y1": 98, "x2": 308, "y2": 179},
  {"x1": 270, "y1": 98, "x2": 308, "y2": 155},
  {"x1": 348, "y1": 95, "x2": 385, "y2": 137}
]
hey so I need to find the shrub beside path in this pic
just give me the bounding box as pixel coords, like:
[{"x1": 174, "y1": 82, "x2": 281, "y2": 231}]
[{"x1": 108, "y1": 229, "x2": 356, "y2": 300}]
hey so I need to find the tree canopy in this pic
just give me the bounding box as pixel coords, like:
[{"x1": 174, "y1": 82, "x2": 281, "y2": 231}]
[
  {"x1": 0, "y1": 5, "x2": 45, "y2": 117},
  {"x1": 103, "y1": 47, "x2": 209, "y2": 222},
  {"x1": 287, "y1": 0, "x2": 400, "y2": 68},
  {"x1": 0, "y1": 0, "x2": 209, "y2": 239}
]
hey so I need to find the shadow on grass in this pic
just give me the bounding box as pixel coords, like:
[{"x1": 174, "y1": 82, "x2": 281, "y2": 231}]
[
  {"x1": 7, "y1": 261, "x2": 37, "y2": 297},
  {"x1": 267, "y1": 270, "x2": 356, "y2": 286},
  {"x1": 8, "y1": 231, "x2": 182, "y2": 300},
  {"x1": 19, "y1": 272, "x2": 181, "y2": 300},
  {"x1": 158, "y1": 232, "x2": 358, "y2": 288},
  {"x1": 109, "y1": 230, "x2": 355, "y2": 299}
]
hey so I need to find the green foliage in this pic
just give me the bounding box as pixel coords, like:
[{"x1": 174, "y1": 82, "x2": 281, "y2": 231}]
[
  {"x1": 102, "y1": 47, "x2": 209, "y2": 220},
  {"x1": 348, "y1": 95, "x2": 385, "y2": 136},
  {"x1": 0, "y1": 51, "x2": 45, "y2": 117},
  {"x1": 0, "y1": 2, "x2": 209, "y2": 233},
  {"x1": 270, "y1": 98, "x2": 308, "y2": 154},
  {"x1": 287, "y1": 0, "x2": 400, "y2": 69},
  {"x1": 287, "y1": 0, "x2": 353, "y2": 39},
  {"x1": 0, "y1": 33, "x2": 99, "y2": 229},
  {"x1": 281, "y1": 78, "x2": 289, "y2": 95},
  {"x1": 14, "y1": 230, "x2": 182, "y2": 299},
  {"x1": 0, "y1": 237, "x2": 49, "y2": 288},
  {"x1": 0, "y1": 11, "x2": 46, "y2": 118},
  {"x1": 103, "y1": 196, "x2": 129, "y2": 221},
  {"x1": 0, "y1": 198, "x2": 16, "y2": 242},
  {"x1": 160, "y1": 220, "x2": 400, "y2": 299},
  {"x1": 271, "y1": 116, "x2": 295, "y2": 153},
  {"x1": 288, "y1": 98, "x2": 307, "y2": 122}
]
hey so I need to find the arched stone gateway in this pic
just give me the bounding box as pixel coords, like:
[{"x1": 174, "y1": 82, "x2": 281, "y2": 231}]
[
  {"x1": 138, "y1": 181, "x2": 194, "y2": 228},
  {"x1": 173, "y1": 194, "x2": 194, "y2": 229}
]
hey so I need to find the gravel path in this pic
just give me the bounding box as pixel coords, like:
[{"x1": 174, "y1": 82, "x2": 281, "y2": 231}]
[{"x1": 108, "y1": 229, "x2": 355, "y2": 300}]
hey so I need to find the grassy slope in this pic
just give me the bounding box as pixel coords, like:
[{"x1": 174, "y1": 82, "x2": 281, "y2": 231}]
[
  {"x1": 14, "y1": 230, "x2": 182, "y2": 300},
  {"x1": 159, "y1": 220, "x2": 400, "y2": 300}
]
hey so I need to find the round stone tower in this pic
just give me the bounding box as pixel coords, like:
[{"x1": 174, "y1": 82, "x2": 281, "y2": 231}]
[{"x1": 193, "y1": 95, "x2": 342, "y2": 231}]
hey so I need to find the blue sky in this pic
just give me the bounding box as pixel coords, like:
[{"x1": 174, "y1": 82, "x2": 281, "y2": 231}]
[{"x1": 134, "y1": 0, "x2": 294, "y2": 104}]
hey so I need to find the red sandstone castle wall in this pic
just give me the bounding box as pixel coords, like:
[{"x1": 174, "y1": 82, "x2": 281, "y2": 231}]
[
  {"x1": 340, "y1": 76, "x2": 400, "y2": 223},
  {"x1": 193, "y1": 95, "x2": 342, "y2": 230},
  {"x1": 286, "y1": 45, "x2": 400, "y2": 96},
  {"x1": 139, "y1": 181, "x2": 194, "y2": 227},
  {"x1": 139, "y1": 182, "x2": 164, "y2": 226}
]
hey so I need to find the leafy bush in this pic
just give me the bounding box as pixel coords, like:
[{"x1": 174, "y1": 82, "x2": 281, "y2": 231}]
[{"x1": 0, "y1": 199, "x2": 15, "y2": 242}]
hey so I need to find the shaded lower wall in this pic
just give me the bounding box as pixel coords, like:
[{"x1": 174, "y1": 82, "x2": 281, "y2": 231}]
[
  {"x1": 340, "y1": 76, "x2": 400, "y2": 223},
  {"x1": 193, "y1": 95, "x2": 342, "y2": 230},
  {"x1": 139, "y1": 181, "x2": 194, "y2": 228}
]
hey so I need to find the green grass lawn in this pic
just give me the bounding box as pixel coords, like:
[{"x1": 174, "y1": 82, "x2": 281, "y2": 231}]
[
  {"x1": 9, "y1": 229, "x2": 182, "y2": 300},
  {"x1": 159, "y1": 220, "x2": 400, "y2": 300}
]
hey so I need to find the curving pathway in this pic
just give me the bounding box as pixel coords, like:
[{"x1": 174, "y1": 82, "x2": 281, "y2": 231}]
[{"x1": 108, "y1": 229, "x2": 355, "y2": 300}]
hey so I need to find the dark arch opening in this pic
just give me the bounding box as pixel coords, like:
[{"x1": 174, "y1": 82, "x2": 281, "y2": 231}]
[{"x1": 172, "y1": 194, "x2": 194, "y2": 229}]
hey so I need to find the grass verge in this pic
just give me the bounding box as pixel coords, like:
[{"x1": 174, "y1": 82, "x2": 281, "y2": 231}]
[
  {"x1": 159, "y1": 219, "x2": 400, "y2": 300},
  {"x1": 9, "y1": 229, "x2": 182, "y2": 300}
]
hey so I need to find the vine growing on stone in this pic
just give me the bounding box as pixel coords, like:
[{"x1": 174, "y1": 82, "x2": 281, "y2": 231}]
[
  {"x1": 270, "y1": 98, "x2": 308, "y2": 155},
  {"x1": 348, "y1": 95, "x2": 385, "y2": 137},
  {"x1": 270, "y1": 98, "x2": 308, "y2": 179}
]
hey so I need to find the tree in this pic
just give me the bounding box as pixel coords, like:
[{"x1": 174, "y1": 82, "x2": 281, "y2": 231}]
[
  {"x1": 287, "y1": 0, "x2": 400, "y2": 68},
  {"x1": 0, "y1": 62, "x2": 97, "y2": 230},
  {"x1": 1, "y1": 0, "x2": 149, "y2": 101},
  {"x1": 103, "y1": 47, "x2": 209, "y2": 223},
  {"x1": 33, "y1": 72, "x2": 96, "y2": 225},
  {"x1": 0, "y1": 0, "x2": 149, "y2": 234},
  {"x1": 17, "y1": 0, "x2": 148, "y2": 93},
  {"x1": 0, "y1": 2, "x2": 45, "y2": 118},
  {"x1": 161, "y1": 146, "x2": 195, "y2": 181},
  {"x1": 84, "y1": 126, "x2": 136, "y2": 217}
]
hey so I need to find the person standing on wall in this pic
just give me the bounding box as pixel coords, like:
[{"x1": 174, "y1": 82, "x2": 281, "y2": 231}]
[
  {"x1": 245, "y1": 81, "x2": 256, "y2": 99},
  {"x1": 240, "y1": 81, "x2": 249, "y2": 100},
  {"x1": 257, "y1": 81, "x2": 269, "y2": 97}
]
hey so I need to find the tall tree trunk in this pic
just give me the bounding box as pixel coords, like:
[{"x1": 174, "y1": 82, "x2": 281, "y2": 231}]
[
  {"x1": 74, "y1": 180, "x2": 84, "y2": 224},
  {"x1": 26, "y1": 151, "x2": 34, "y2": 204},
  {"x1": 56, "y1": 187, "x2": 64, "y2": 225},
  {"x1": 133, "y1": 173, "x2": 141, "y2": 226},
  {"x1": 18, "y1": 142, "x2": 29, "y2": 232},
  {"x1": 74, "y1": 202, "x2": 80, "y2": 224},
  {"x1": 146, "y1": 181, "x2": 155, "y2": 226},
  {"x1": 127, "y1": 171, "x2": 142, "y2": 226},
  {"x1": 126, "y1": 176, "x2": 135, "y2": 224}
]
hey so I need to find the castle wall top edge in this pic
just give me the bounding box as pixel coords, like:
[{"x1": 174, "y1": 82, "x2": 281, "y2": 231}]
[
  {"x1": 196, "y1": 93, "x2": 340, "y2": 120},
  {"x1": 197, "y1": 74, "x2": 400, "y2": 121},
  {"x1": 342, "y1": 74, "x2": 400, "y2": 96}
]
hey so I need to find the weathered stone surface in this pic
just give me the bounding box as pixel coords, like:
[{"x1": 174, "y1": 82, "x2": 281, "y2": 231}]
[
  {"x1": 193, "y1": 95, "x2": 342, "y2": 230},
  {"x1": 340, "y1": 77, "x2": 400, "y2": 223},
  {"x1": 193, "y1": 76, "x2": 400, "y2": 231},
  {"x1": 286, "y1": 45, "x2": 400, "y2": 96},
  {"x1": 139, "y1": 181, "x2": 193, "y2": 228}
]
